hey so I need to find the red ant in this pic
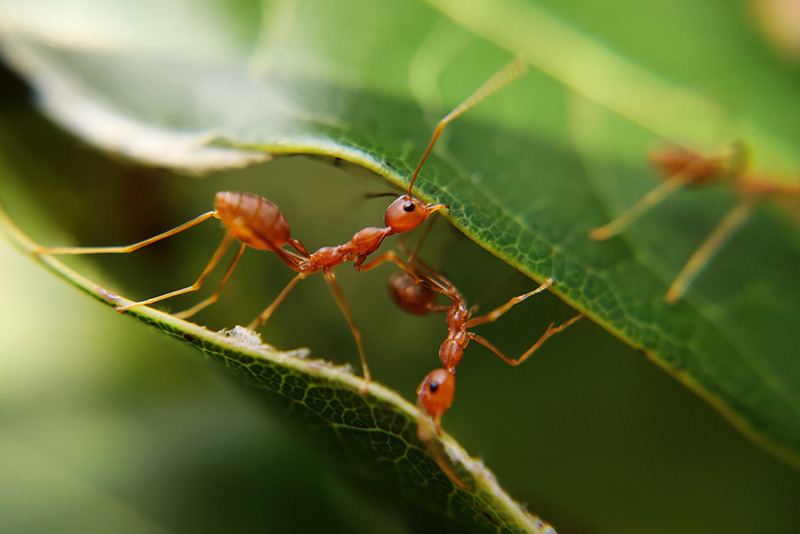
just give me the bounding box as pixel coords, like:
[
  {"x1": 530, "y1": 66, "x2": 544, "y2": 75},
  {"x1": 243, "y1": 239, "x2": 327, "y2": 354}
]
[
  {"x1": 32, "y1": 56, "x2": 529, "y2": 387},
  {"x1": 590, "y1": 141, "x2": 800, "y2": 303},
  {"x1": 387, "y1": 252, "x2": 581, "y2": 486}
]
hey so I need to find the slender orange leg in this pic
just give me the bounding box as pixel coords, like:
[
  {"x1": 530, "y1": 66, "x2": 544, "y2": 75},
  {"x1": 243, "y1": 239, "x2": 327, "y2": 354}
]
[
  {"x1": 248, "y1": 272, "x2": 306, "y2": 330},
  {"x1": 356, "y1": 250, "x2": 424, "y2": 284},
  {"x1": 117, "y1": 232, "x2": 235, "y2": 312},
  {"x1": 406, "y1": 215, "x2": 438, "y2": 263},
  {"x1": 322, "y1": 268, "x2": 371, "y2": 389},
  {"x1": 465, "y1": 278, "x2": 554, "y2": 328},
  {"x1": 174, "y1": 242, "x2": 247, "y2": 319},
  {"x1": 33, "y1": 211, "x2": 217, "y2": 255},
  {"x1": 287, "y1": 237, "x2": 311, "y2": 258},
  {"x1": 590, "y1": 171, "x2": 698, "y2": 241},
  {"x1": 665, "y1": 201, "x2": 754, "y2": 303},
  {"x1": 468, "y1": 313, "x2": 582, "y2": 367}
]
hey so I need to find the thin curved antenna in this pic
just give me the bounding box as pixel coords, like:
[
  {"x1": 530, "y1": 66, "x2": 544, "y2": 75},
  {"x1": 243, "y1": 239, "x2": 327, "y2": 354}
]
[{"x1": 407, "y1": 56, "x2": 529, "y2": 195}]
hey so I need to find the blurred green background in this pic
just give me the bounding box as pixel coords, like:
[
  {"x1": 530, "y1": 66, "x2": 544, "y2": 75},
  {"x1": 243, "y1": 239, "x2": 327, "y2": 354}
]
[{"x1": 2, "y1": 0, "x2": 800, "y2": 532}]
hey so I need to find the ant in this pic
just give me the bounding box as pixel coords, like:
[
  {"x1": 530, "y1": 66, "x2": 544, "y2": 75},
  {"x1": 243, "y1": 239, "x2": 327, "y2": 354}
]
[
  {"x1": 590, "y1": 141, "x2": 800, "y2": 303},
  {"x1": 387, "y1": 250, "x2": 581, "y2": 486},
  {"x1": 32, "y1": 56, "x2": 529, "y2": 387}
]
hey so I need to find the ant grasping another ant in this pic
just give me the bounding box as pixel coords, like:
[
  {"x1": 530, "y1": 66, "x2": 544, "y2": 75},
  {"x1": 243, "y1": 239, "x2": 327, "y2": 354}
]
[
  {"x1": 387, "y1": 244, "x2": 581, "y2": 487},
  {"x1": 590, "y1": 141, "x2": 800, "y2": 303},
  {"x1": 31, "y1": 56, "x2": 529, "y2": 390}
]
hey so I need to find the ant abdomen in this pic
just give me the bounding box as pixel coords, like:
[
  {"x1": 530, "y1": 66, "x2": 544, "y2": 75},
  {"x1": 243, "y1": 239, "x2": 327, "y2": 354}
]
[
  {"x1": 387, "y1": 271, "x2": 436, "y2": 315},
  {"x1": 214, "y1": 191, "x2": 291, "y2": 251}
]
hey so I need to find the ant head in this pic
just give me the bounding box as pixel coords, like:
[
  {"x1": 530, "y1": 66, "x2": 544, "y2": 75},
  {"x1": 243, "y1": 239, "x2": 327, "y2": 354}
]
[
  {"x1": 416, "y1": 368, "x2": 455, "y2": 421},
  {"x1": 384, "y1": 194, "x2": 447, "y2": 234}
]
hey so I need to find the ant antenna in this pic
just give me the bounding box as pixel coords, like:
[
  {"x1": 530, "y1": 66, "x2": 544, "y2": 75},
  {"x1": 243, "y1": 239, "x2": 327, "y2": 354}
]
[
  {"x1": 363, "y1": 191, "x2": 401, "y2": 200},
  {"x1": 406, "y1": 56, "x2": 529, "y2": 195}
]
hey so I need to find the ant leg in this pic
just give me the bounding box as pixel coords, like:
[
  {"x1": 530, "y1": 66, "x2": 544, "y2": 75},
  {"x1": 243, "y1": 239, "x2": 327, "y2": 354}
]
[
  {"x1": 321, "y1": 269, "x2": 371, "y2": 389},
  {"x1": 248, "y1": 272, "x2": 306, "y2": 329},
  {"x1": 359, "y1": 250, "x2": 456, "y2": 298},
  {"x1": 665, "y1": 201, "x2": 754, "y2": 303},
  {"x1": 356, "y1": 250, "x2": 423, "y2": 284},
  {"x1": 403, "y1": 215, "x2": 438, "y2": 265},
  {"x1": 287, "y1": 237, "x2": 311, "y2": 258},
  {"x1": 467, "y1": 313, "x2": 582, "y2": 367},
  {"x1": 465, "y1": 278, "x2": 554, "y2": 328},
  {"x1": 589, "y1": 170, "x2": 697, "y2": 241},
  {"x1": 362, "y1": 250, "x2": 459, "y2": 302},
  {"x1": 174, "y1": 243, "x2": 247, "y2": 319},
  {"x1": 117, "y1": 232, "x2": 235, "y2": 312},
  {"x1": 33, "y1": 211, "x2": 217, "y2": 255}
]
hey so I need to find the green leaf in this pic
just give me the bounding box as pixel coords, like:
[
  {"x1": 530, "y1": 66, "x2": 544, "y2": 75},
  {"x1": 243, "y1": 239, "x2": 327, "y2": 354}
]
[{"x1": 1, "y1": 0, "x2": 800, "y2": 531}]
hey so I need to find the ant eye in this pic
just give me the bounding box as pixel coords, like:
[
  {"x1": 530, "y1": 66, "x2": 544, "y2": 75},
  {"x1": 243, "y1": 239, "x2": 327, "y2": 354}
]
[
  {"x1": 403, "y1": 202, "x2": 415, "y2": 212},
  {"x1": 429, "y1": 381, "x2": 439, "y2": 393}
]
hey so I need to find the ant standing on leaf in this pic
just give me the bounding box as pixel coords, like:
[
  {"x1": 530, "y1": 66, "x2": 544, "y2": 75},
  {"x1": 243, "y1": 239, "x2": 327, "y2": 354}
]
[
  {"x1": 32, "y1": 56, "x2": 529, "y2": 389},
  {"x1": 590, "y1": 141, "x2": 800, "y2": 303}
]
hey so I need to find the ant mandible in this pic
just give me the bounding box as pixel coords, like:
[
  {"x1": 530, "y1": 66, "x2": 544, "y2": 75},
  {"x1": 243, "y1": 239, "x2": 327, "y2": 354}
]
[
  {"x1": 590, "y1": 141, "x2": 800, "y2": 302},
  {"x1": 33, "y1": 56, "x2": 529, "y2": 387}
]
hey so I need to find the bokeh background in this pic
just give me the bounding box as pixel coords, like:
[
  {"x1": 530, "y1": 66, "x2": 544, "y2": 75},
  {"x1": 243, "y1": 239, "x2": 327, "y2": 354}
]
[{"x1": 2, "y1": 0, "x2": 800, "y2": 532}]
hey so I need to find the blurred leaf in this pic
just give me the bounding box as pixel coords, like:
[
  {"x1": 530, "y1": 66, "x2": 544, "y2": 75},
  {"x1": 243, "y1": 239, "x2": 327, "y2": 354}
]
[{"x1": 1, "y1": 0, "x2": 799, "y2": 523}]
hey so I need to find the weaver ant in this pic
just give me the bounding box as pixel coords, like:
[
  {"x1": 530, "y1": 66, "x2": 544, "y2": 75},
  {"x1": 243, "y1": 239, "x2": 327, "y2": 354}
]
[
  {"x1": 386, "y1": 250, "x2": 581, "y2": 486},
  {"x1": 391, "y1": 260, "x2": 581, "y2": 484},
  {"x1": 590, "y1": 141, "x2": 800, "y2": 303},
  {"x1": 393, "y1": 263, "x2": 582, "y2": 433},
  {"x1": 32, "y1": 56, "x2": 529, "y2": 386}
]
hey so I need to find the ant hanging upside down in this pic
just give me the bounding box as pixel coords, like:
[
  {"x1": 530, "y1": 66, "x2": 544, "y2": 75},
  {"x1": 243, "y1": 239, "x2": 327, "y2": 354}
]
[
  {"x1": 387, "y1": 251, "x2": 582, "y2": 487},
  {"x1": 32, "y1": 56, "x2": 529, "y2": 388}
]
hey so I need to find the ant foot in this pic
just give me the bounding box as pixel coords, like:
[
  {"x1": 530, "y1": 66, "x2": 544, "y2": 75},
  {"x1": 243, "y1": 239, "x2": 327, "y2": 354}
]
[
  {"x1": 115, "y1": 302, "x2": 139, "y2": 314},
  {"x1": 358, "y1": 375, "x2": 372, "y2": 395}
]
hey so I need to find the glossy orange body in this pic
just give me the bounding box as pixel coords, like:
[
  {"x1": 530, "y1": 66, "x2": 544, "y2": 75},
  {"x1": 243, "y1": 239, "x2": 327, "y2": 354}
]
[
  {"x1": 214, "y1": 191, "x2": 434, "y2": 276},
  {"x1": 439, "y1": 301, "x2": 470, "y2": 370},
  {"x1": 214, "y1": 192, "x2": 291, "y2": 251},
  {"x1": 387, "y1": 271, "x2": 437, "y2": 315},
  {"x1": 416, "y1": 369, "x2": 455, "y2": 421}
]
